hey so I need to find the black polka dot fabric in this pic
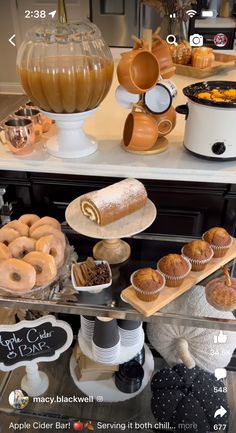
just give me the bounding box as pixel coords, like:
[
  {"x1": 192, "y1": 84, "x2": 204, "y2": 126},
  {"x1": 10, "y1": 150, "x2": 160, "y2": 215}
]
[{"x1": 151, "y1": 364, "x2": 229, "y2": 433}]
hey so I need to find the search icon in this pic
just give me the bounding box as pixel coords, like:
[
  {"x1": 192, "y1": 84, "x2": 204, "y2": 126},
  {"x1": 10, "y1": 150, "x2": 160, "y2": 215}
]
[{"x1": 166, "y1": 34, "x2": 177, "y2": 46}]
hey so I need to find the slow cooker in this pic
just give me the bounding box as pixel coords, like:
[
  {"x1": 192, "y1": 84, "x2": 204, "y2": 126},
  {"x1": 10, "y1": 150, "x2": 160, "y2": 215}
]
[{"x1": 176, "y1": 81, "x2": 236, "y2": 160}]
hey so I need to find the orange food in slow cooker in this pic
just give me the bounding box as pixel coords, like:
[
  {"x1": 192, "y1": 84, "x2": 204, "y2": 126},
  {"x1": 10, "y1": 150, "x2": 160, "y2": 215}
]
[{"x1": 195, "y1": 88, "x2": 236, "y2": 103}]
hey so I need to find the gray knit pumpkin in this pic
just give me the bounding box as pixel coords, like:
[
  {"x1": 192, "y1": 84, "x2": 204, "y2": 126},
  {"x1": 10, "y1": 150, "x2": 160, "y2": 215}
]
[{"x1": 147, "y1": 285, "x2": 236, "y2": 372}]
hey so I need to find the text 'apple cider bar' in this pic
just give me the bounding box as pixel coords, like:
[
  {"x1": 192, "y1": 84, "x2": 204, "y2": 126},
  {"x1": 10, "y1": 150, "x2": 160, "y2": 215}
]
[{"x1": 80, "y1": 178, "x2": 148, "y2": 226}]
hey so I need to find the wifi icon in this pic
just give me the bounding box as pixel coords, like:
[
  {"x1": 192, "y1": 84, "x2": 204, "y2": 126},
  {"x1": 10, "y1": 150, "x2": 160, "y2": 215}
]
[{"x1": 186, "y1": 9, "x2": 197, "y2": 18}]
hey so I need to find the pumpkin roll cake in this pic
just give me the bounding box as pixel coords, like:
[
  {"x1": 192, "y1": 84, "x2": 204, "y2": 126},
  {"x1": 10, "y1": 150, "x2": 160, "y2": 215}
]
[{"x1": 80, "y1": 178, "x2": 147, "y2": 226}]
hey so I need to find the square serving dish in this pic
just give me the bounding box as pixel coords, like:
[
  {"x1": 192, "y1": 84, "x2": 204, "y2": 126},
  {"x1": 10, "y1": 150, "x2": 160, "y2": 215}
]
[{"x1": 71, "y1": 260, "x2": 112, "y2": 293}]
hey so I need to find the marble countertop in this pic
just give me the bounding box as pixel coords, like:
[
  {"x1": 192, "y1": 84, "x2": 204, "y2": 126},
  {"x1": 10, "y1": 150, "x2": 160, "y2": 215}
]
[{"x1": 1, "y1": 55, "x2": 236, "y2": 184}]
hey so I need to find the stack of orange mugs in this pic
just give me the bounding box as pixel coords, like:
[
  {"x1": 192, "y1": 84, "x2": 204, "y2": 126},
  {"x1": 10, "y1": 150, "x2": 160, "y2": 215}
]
[{"x1": 116, "y1": 35, "x2": 177, "y2": 152}]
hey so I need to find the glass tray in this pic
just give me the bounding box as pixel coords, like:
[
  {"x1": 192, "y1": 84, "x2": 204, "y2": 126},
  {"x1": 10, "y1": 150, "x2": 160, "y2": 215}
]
[
  {"x1": 0, "y1": 241, "x2": 77, "y2": 300},
  {"x1": 0, "y1": 231, "x2": 235, "y2": 330}
]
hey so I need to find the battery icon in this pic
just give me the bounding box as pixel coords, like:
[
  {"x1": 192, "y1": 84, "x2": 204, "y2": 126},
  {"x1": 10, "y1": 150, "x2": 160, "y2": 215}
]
[{"x1": 202, "y1": 10, "x2": 214, "y2": 17}]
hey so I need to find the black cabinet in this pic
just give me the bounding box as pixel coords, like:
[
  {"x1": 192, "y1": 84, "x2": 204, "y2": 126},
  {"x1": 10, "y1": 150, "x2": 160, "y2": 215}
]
[
  {"x1": 0, "y1": 170, "x2": 235, "y2": 237},
  {"x1": 0, "y1": 171, "x2": 31, "y2": 222}
]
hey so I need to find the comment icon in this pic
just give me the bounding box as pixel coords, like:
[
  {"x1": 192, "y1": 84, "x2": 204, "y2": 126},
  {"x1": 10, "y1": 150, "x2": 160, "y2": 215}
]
[{"x1": 215, "y1": 368, "x2": 227, "y2": 381}]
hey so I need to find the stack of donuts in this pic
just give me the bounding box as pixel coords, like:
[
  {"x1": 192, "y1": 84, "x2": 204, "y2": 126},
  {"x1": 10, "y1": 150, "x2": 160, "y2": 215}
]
[{"x1": 0, "y1": 214, "x2": 65, "y2": 293}]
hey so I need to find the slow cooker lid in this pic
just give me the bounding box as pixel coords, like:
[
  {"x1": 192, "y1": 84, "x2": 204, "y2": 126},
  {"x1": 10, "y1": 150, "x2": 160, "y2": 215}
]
[{"x1": 183, "y1": 80, "x2": 236, "y2": 108}]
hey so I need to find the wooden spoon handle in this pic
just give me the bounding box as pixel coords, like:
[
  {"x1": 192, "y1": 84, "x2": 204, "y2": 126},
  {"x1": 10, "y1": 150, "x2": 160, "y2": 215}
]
[
  {"x1": 131, "y1": 35, "x2": 143, "y2": 49},
  {"x1": 142, "y1": 28, "x2": 153, "y2": 51}
]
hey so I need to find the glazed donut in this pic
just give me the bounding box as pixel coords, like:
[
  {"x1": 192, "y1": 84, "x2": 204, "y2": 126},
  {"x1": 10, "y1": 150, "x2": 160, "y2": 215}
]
[
  {"x1": 7, "y1": 220, "x2": 29, "y2": 237},
  {"x1": 18, "y1": 214, "x2": 40, "y2": 227},
  {"x1": 0, "y1": 258, "x2": 36, "y2": 292},
  {"x1": 29, "y1": 216, "x2": 61, "y2": 236},
  {"x1": 0, "y1": 227, "x2": 19, "y2": 245},
  {"x1": 0, "y1": 242, "x2": 12, "y2": 260},
  {"x1": 36, "y1": 235, "x2": 64, "y2": 268},
  {"x1": 8, "y1": 236, "x2": 36, "y2": 259},
  {"x1": 30, "y1": 225, "x2": 66, "y2": 248},
  {"x1": 23, "y1": 251, "x2": 57, "y2": 286}
]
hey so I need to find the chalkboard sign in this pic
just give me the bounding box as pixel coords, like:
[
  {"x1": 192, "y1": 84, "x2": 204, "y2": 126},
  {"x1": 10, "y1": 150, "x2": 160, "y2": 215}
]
[{"x1": 0, "y1": 315, "x2": 73, "y2": 371}]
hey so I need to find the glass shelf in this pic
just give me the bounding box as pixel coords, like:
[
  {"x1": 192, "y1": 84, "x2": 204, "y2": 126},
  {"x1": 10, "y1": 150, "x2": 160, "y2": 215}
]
[{"x1": 0, "y1": 230, "x2": 235, "y2": 331}]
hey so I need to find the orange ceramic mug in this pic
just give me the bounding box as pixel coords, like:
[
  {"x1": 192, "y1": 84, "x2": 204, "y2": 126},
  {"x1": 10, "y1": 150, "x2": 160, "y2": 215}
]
[
  {"x1": 117, "y1": 41, "x2": 160, "y2": 94},
  {"x1": 152, "y1": 34, "x2": 175, "y2": 79},
  {"x1": 123, "y1": 107, "x2": 159, "y2": 151},
  {"x1": 150, "y1": 105, "x2": 177, "y2": 136}
]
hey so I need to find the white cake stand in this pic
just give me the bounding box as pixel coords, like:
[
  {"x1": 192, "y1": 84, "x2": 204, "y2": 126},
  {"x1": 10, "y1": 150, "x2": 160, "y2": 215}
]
[
  {"x1": 69, "y1": 344, "x2": 154, "y2": 402},
  {"x1": 40, "y1": 109, "x2": 98, "y2": 159},
  {"x1": 65, "y1": 196, "x2": 157, "y2": 264}
]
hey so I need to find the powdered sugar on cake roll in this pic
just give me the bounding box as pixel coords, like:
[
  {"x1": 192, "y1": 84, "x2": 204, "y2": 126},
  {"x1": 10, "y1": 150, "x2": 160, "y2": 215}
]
[{"x1": 81, "y1": 178, "x2": 147, "y2": 225}]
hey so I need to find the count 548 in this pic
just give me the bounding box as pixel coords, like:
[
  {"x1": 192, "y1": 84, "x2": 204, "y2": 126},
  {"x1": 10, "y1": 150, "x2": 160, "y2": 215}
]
[{"x1": 214, "y1": 386, "x2": 227, "y2": 393}]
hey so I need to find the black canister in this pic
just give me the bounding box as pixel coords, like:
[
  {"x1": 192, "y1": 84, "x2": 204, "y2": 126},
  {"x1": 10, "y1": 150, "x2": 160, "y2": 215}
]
[
  {"x1": 115, "y1": 360, "x2": 144, "y2": 393},
  {"x1": 131, "y1": 346, "x2": 145, "y2": 366}
]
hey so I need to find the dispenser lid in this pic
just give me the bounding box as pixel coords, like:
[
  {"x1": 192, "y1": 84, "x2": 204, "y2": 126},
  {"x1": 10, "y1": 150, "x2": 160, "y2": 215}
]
[{"x1": 26, "y1": 19, "x2": 102, "y2": 44}]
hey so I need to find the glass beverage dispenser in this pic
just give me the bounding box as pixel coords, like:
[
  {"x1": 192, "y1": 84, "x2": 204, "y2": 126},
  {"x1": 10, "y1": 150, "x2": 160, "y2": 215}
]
[{"x1": 16, "y1": 0, "x2": 114, "y2": 158}]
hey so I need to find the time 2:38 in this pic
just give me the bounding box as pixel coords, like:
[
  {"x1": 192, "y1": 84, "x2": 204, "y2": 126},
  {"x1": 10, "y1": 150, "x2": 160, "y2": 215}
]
[{"x1": 25, "y1": 10, "x2": 47, "y2": 19}]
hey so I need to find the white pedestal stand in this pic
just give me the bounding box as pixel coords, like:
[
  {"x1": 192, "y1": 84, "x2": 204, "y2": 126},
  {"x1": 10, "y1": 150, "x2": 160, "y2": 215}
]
[
  {"x1": 40, "y1": 109, "x2": 98, "y2": 159},
  {"x1": 69, "y1": 344, "x2": 154, "y2": 402},
  {"x1": 21, "y1": 363, "x2": 49, "y2": 397},
  {"x1": 65, "y1": 197, "x2": 157, "y2": 264}
]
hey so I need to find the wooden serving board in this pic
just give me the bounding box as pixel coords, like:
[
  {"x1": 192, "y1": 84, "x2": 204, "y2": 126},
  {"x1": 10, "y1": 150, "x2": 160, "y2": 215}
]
[
  {"x1": 175, "y1": 52, "x2": 236, "y2": 78},
  {"x1": 121, "y1": 238, "x2": 236, "y2": 317}
]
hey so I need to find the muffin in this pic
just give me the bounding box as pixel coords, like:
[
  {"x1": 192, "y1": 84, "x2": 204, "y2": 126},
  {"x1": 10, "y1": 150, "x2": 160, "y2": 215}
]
[
  {"x1": 157, "y1": 253, "x2": 191, "y2": 287},
  {"x1": 182, "y1": 240, "x2": 213, "y2": 271},
  {"x1": 203, "y1": 227, "x2": 232, "y2": 258},
  {"x1": 131, "y1": 268, "x2": 165, "y2": 302}
]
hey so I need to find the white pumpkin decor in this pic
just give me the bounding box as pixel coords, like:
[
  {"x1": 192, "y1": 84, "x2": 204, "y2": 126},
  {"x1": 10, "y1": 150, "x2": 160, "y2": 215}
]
[{"x1": 147, "y1": 285, "x2": 236, "y2": 373}]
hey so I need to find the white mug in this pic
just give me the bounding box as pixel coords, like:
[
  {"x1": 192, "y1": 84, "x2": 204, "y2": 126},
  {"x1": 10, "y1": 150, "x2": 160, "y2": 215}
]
[
  {"x1": 115, "y1": 85, "x2": 140, "y2": 109},
  {"x1": 159, "y1": 78, "x2": 178, "y2": 98},
  {"x1": 144, "y1": 84, "x2": 172, "y2": 114}
]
